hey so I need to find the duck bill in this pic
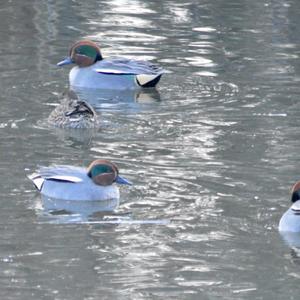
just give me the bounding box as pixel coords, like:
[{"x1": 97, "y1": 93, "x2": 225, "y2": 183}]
[
  {"x1": 115, "y1": 175, "x2": 132, "y2": 185},
  {"x1": 57, "y1": 57, "x2": 73, "y2": 66}
]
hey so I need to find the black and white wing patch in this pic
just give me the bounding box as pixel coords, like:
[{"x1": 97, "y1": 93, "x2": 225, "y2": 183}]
[
  {"x1": 28, "y1": 166, "x2": 83, "y2": 191},
  {"x1": 28, "y1": 173, "x2": 45, "y2": 191}
]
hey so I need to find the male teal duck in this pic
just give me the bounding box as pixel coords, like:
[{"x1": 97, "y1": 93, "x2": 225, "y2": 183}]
[
  {"x1": 57, "y1": 40, "x2": 165, "y2": 90},
  {"x1": 28, "y1": 159, "x2": 131, "y2": 202},
  {"x1": 48, "y1": 90, "x2": 99, "y2": 129},
  {"x1": 279, "y1": 181, "x2": 300, "y2": 232}
]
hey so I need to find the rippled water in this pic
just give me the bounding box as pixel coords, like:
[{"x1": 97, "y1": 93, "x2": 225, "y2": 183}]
[{"x1": 1, "y1": 0, "x2": 300, "y2": 298}]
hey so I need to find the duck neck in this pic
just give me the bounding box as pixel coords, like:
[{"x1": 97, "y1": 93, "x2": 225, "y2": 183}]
[
  {"x1": 292, "y1": 190, "x2": 300, "y2": 203},
  {"x1": 96, "y1": 52, "x2": 103, "y2": 61}
]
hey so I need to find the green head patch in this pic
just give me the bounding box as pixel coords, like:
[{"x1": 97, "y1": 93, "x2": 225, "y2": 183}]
[
  {"x1": 75, "y1": 45, "x2": 98, "y2": 61},
  {"x1": 90, "y1": 164, "x2": 114, "y2": 178}
]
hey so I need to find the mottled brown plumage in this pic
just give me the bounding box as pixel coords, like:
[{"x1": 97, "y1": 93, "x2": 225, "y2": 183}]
[{"x1": 48, "y1": 90, "x2": 99, "y2": 129}]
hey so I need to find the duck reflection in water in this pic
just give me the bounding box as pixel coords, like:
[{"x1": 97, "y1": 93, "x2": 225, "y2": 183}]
[
  {"x1": 41, "y1": 195, "x2": 120, "y2": 216},
  {"x1": 73, "y1": 86, "x2": 161, "y2": 111}
]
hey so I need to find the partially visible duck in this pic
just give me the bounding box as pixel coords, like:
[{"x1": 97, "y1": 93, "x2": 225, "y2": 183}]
[
  {"x1": 279, "y1": 181, "x2": 300, "y2": 232},
  {"x1": 28, "y1": 159, "x2": 131, "y2": 202},
  {"x1": 57, "y1": 40, "x2": 165, "y2": 90},
  {"x1": 48, "y1": 90, "x2": 99, "y2": 129}
]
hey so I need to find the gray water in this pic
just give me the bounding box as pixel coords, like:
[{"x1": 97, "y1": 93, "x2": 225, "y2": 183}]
[{"x1": 1, "y1": 0, "x2": 300, "y2": 299}]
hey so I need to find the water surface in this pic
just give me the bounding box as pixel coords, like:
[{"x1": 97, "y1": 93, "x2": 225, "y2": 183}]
[{"x1": 1, "y1": 0, "x2": 300, "y2": 299}]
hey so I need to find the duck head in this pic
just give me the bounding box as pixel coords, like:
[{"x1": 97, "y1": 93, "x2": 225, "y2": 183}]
[
  {"x1": 57, "y1": 40, "x2": 103, "y2": 68},
  {"x1": 63, "y1": 89, "x2": 79, "y2": 100},
  {"x1": 87, "y1": 159, "x2": 131, "y2": 186}
]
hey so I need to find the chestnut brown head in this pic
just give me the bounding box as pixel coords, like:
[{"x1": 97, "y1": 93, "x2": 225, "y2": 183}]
[
  {"x1": 87, "y1": 159, "x2": 132, "y2": 186},
  {"x1": 57, "y1": 40, "x2": 103, "y2": 68}
]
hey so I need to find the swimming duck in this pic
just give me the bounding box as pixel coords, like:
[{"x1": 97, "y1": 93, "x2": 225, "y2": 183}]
[
  {"x1": 279, "y1": 181, "x2": 300, "y2": 232},
  {"x1": 48, "y1": 90, "x2": 99, "y2": 129},
  {"x1": 28, "y1": 159, "x2": 131, "y2": 202},
  {"x1": 57, "y1": 40, "x2": 165, "y2": 90}
]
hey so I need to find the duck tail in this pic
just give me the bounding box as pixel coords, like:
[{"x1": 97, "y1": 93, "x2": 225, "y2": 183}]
[
  {"x1": 136, "y1": 74, "x2": 162, "y2": 88},
  {"x1": 27, "y1": 173, "x2": 44, "y2": 191}
]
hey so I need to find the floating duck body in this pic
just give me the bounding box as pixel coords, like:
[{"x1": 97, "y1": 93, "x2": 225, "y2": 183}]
[
  {"x1": 28, "y1": 159, "x2": 131, "y2": 202},
  {"x1": 279, "y1": 181, "x2": 300, "y2": 232},
  {"x1": 48, "y1": 90, "x2": 99, "y2": 129},
  {"x1": 58, "y1": 40, "x2": 164, "y2": 90}
]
